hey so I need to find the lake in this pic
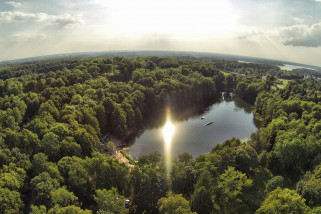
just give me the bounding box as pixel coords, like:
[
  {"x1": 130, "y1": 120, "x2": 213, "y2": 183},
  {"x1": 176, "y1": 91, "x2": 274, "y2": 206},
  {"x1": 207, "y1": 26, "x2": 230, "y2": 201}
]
[
  {"x1": 127, "y1": 96, "x2": 257, "y2": 159},
  {"x1": 278, "y1": 64, "x2": 315, "y2": 71}
]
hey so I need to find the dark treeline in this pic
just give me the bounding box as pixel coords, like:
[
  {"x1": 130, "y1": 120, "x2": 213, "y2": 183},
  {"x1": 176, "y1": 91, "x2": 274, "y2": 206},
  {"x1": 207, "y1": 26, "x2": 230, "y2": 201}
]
[
  {"x1": 211, "y1": 59, "x2": 281, "y2": 75},
  {"x1": 0, "y1": 56, "x2": 321, "y2": 213},
  {"x1": 291, "y1": 68, "x2": 321, "y2": 79}
]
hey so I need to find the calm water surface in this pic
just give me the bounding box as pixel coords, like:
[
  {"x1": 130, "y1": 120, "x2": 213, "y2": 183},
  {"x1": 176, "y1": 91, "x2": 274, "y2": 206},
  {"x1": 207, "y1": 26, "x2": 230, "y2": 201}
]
[
  {"x1": 278, "y1": 64, "x2": 315, "y2": 71},
  {"x1": 127, "y1": 97, "x2": 257, "y2": 159}
]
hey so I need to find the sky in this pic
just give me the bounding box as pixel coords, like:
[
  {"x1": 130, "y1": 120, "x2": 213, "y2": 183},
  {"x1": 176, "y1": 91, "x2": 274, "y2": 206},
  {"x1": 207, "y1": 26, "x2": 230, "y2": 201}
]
[{"x1": 1, "y1": 0, "x2": 321, "y2": 66}]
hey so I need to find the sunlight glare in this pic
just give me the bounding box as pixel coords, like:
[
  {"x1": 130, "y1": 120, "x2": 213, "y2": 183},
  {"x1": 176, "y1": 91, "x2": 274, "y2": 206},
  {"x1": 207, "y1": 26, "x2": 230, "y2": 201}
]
[
  {"x1": 100, "y1": 0, "x2": 238, "y2": 36},
  {"x1": 163, "y1": 119, "x2": 175, "y2": 147},
  {"x1": 162, "y1": 112, "x2": 175, "y2": 183}
]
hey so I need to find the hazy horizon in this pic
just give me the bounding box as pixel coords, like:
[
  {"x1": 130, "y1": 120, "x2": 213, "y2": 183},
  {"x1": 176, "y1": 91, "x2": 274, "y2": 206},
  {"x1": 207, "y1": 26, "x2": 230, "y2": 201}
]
[{"x1": 1, "y1": 0, "x2": 321, "y2": 66}]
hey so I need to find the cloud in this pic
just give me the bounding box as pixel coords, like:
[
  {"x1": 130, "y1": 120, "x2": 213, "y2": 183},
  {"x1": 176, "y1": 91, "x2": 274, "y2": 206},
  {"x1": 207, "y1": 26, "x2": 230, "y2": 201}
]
[
  {"x1": 4, "y1": 1, "x2": 21, "y2": 8},
  {"x1": 237, "y1": 30, "x2": 264, "y2": 40},
  {"x1": 11, "y1": 33, "x2": 47, "y2": 42},
  {"x1": 293, "y1": 17, "x2": 304, "y2": 24},
  {"x1": 0, "y1": 11, "x2": 84, "y2": 29},
  {"x1": 51, "y1": 14, "x2": 84, "y2": 29},
  {"x1": 0, "y1": 11, "x2": 49, "y2": 22},
  {"x1": 238, "y1": 22, "x2": 321, "y2": 48},
  {"x1": 278, "y1": 22, "x2": 321, "y2": 47},
  {"x1": 139, "y1": 33, "x2": 174, "y2": 49}
]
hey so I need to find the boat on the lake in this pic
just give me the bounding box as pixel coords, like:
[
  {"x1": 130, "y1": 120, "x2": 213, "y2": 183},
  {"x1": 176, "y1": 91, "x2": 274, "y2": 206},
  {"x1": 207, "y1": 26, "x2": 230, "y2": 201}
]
[
  {"x1": 201, "y1": 117, "x2": 205, "y2": 120},
  {"x1": 204, "y1": 121, "x2": 214, "y2": 126}
]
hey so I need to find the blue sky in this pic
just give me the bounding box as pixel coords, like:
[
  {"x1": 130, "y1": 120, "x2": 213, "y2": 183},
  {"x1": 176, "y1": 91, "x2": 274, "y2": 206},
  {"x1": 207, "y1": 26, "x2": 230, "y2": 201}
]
[{"x1": 1, "y1": 0, "x2": 321, "y2": 66}]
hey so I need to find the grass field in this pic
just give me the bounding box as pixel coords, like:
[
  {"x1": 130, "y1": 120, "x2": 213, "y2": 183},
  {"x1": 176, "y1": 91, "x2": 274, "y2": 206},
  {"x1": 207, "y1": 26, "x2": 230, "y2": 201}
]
[
  {"x1": 279, "y1": 79, "x2": 290, "y2": 85},
  {"x1": 221, "y1": 71, "x2": 230, "y2": 76},
  {"x1": 277, "y1": 78, "x2": 290, "y2": 89}
]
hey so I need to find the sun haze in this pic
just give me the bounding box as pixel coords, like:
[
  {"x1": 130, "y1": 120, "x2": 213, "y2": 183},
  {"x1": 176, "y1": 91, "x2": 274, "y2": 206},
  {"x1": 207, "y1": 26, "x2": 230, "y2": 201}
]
[{"x1": 1, "y1": 0, "x2": 321, "y2": 66}]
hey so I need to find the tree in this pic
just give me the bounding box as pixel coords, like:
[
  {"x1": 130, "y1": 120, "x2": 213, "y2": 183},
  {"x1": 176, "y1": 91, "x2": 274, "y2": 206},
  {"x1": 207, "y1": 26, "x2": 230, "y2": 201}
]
[
  {"x1": 297, "y1": 165, "x2": 321, "y2": 207},
  {"x1": 94, "y1": 188, "x2": 128, "y2": 214},
  {"x1": 6, "y1": 116, "x2": 18, "y2": 131},
  {"x1": 134, "y1": 108, "x2": 143, "y2": 127},
  {"x1": 190, "y1": 186, "x2": 213, "y2": 214},
  {"x1": 118, "y1": 58, "x2": 135, "y2": 80},
  {"x1": 74, "y1": 128, "x2": 102, "y2": 157},
  {"x1": 171, "y1": 163, "x2": 195, "y2": 197},
  {"x1": 111, "y1": 106, "x2": 127, "y2": 137},
  {"x1": 256, "y1": 188, "x2": 309, "y2": 214},
  {"x1": 214, "y1": 166, "x2": 253, "y2": 213},
  {"x1": 60, "y1": 137, "x2": 82, "y2": 157},
  {"x1": 30, "y1": 205, "x2": 47, "y2": 214},
  {"x1": 158, "y1": 194, "x2": 195, "y2": 214},
  {"x1": 51, "y1": 187, "x2": 78, "y2": 207},
  {"x1": 31, "y1": 153, "x2": 48, "y2": 175},
  {"x1": 2, "y1": 148, "x2": 32, "y2": 171},
  {"x1": 308, "y1": 207, "x2": 321, "y2": 214},
  {"x1": 49, "y1": 124, "x2": 70, "y2": 141},
  {"x1": 138, "y1": 152, "x2": 162, "y2": 167},
  {"x1": 235, "y1": 144, "x2": 258, "y2": 174},
  {"x1": 177, "y1": 153, "x2": 194, "y2": 165},
  {"x1": 39, "y1": 100, "x2": 59, "y2": 120},
  {"x1": 47, "y1": 205, "x2": 92, "y2": 214},
  {"x1": 86, "y1": 152, "x2": 129, "y2": 194},
  {"x1": 226, "y1": 74, "x2": 236, "y2": 91},
  {"x1": 213, "y1": 72, "x2": 225, "y2": 92},
  {"x1": 41, "y1": 132, "x2": 61, "y2": 161},
  {"x1": 67, "y1": 162, "x2": 90, "y2": 200},
  {"x1": 96, "y1": 105, "x2": 107, "y2": 133},
  {"x1": 20, "y1": 129, "x2": 41, "y2": 155},
  {"x1": 107, "y1": 141, "x2": 116, "y2": 155},
  {"x1": 82, "y1": 109, "x2": 100, "y2": 134},
  {"x1": 3, "y1": 128, "x2": 21, "y2": 149},
  {"x1": 132, "y1": 154, "x2": 168, "y2": 213},
  {"x1": 0, "y1": 187, "x2": 23, "y2": 214},
  {"x1": 121, "y1": 101, "x2": 135, "y2": 129},
  {"x1": 265, "y1": 176, "x2": 284, "y2": 193},
  {"x1": 31, "y1": 172, "x2": 60, "y2": 206},
  {"x1": 274, "y1": 136, "x2": 305, "y2": 170},
  {"x1": 25, "y1": 114, "x2": 55, "y2": 138},
  {"x1": 0, "y1": 165, "x2": 26, "y2": 191},
  {"x1": 145, "y1": 60, "x2": 156, "y2": 70}
]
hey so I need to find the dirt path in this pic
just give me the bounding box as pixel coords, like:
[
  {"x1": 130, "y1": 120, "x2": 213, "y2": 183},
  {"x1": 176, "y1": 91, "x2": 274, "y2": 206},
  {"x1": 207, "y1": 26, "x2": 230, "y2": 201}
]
[
  {"x1": 113, "y1": 150, "x2": 134, "y2": 168},
  {"x1": 106, "y1": 136, "x2": 135, "y2": 168}
]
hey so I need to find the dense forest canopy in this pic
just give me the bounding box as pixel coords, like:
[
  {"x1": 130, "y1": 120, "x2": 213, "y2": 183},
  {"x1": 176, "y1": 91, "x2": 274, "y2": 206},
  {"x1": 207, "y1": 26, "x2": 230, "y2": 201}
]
[{"x1": 1, "y1": 56, "x2": 321, "y2": 213}]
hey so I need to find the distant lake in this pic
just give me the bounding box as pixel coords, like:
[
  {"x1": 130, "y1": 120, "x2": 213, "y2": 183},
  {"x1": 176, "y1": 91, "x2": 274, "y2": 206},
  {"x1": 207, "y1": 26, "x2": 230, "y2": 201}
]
[
  {"x1": 278, "y1": 64, "x2": 315, "y2": 71},
  {"x1": 127, "y1": 97, "x2": 257, "y2": 159}
]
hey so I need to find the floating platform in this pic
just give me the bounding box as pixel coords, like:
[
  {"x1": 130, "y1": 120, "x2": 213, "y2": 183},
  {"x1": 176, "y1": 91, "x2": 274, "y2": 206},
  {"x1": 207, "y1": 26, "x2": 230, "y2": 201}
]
[{"x1": 204, "y1": 121, "x2": 214, "y2": 126}]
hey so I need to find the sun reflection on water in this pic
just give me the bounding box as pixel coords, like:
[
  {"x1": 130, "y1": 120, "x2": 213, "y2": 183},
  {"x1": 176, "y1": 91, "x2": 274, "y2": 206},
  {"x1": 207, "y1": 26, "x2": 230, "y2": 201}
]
[
  {"x1": 163, "y1": 119, "x2": 174, "y2": 147},
  {"x1": 162, "y1": 112, "x2": 175, "y2": 181}
]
